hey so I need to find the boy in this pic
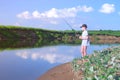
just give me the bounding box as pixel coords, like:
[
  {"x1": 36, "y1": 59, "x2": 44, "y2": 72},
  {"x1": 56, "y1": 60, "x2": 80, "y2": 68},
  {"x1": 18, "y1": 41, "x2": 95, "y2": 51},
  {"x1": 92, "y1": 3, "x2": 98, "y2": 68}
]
[{"x1": 79, "y1": 24, "x2": 90, "y2": 57}]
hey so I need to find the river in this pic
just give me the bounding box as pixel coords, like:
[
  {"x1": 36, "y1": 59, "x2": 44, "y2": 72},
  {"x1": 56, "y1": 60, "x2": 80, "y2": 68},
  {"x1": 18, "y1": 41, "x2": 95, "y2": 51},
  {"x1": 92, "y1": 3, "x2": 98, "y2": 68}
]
[{"x1": 0, "y1": 41, "x2": 118, "y2": 80}]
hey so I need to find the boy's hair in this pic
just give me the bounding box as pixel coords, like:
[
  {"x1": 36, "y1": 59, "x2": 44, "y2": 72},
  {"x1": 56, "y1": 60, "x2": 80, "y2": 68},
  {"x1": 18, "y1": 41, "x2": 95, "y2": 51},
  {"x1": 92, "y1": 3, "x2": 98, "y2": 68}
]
[{"x1": 80, "y1": 24, "x2": 87, "y2": 28}]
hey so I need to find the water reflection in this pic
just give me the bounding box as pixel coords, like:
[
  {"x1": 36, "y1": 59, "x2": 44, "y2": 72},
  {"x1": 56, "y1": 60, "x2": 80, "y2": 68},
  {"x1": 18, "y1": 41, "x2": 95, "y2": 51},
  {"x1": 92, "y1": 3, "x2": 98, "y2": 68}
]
[
  {"x1": 16, "y1": 49, "x2": 74, "y2": 64},
  {"x1": 0, "y1": 39, "x2": 119, "y2": 80},
  {"x1": 0, "y1": 45, "x2": 80, "y2": 80}
]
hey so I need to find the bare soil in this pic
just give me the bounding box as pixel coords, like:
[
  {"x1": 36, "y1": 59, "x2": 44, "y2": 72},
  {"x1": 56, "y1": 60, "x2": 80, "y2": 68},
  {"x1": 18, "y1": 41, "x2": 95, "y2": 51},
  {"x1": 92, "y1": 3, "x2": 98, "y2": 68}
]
[{"x1": 38, "y1": 63, "x2": 74, "y2": 80}]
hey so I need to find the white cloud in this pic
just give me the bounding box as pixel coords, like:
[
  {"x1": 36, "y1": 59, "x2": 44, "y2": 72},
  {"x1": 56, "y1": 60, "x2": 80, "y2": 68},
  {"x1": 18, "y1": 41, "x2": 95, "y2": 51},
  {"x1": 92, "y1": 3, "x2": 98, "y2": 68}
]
[
  {"x1": 45, "y1": 8, "x2": 59, "y2": 18},
  {"x1": 16, "y1": 6, "x2": 93, "y2": 26},
  {"x1": 58, "y1": 7, "x2": 79, "y2": 18},
  {"x1": 81, "y1": 5, "x2": 93, "y2": 12},
  {"x1": 32, "y1": 10, "x2": 41, "y2": 19},
  {"x1": 32, "y1": 7, "x2": 78, "y2": 19},
  {"x1": 99, "y1": 3, "x2": 115, "y2": 14},
  {"x1": 17, "y1": 6, "x2": 93, "y2": 19},
  {"x1": 17, "y1": 11, "x2": 31, "y2": 19}
]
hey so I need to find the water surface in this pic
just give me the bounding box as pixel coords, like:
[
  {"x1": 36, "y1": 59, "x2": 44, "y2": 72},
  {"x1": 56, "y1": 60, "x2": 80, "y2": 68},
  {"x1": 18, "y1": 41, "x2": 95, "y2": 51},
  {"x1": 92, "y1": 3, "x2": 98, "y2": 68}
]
[{"x1": 0, "y1": 43, "x2": 117, "y2": 80}]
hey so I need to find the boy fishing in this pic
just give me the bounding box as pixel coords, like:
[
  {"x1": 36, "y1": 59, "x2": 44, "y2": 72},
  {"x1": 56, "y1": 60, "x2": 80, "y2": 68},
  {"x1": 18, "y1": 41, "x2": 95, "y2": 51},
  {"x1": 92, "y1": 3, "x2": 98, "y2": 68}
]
[{"x1": 79, "y1": 24, "x2": 90, "y2": 57}]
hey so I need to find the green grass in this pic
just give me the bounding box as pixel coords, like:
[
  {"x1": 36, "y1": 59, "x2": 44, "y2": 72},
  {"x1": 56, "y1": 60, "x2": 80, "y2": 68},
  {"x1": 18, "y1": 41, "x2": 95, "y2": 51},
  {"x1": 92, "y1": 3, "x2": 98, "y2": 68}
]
[
  {"x1": 89, "y1": 30, "x2": 120, "y2": 37},
  {"x1": 72, "y1": 46, "x2": 120, "y2": 80},
  {"x1": 0, "y1": 25, "x2": 120, "y2": 44}
]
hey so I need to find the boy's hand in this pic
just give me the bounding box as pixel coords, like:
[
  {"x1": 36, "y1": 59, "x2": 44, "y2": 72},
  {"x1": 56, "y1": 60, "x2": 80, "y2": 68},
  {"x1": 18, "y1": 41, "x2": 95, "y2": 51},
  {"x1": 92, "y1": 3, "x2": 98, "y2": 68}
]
[{"x1": 79, "y1": 36, "x2": 82, "y2": 39}]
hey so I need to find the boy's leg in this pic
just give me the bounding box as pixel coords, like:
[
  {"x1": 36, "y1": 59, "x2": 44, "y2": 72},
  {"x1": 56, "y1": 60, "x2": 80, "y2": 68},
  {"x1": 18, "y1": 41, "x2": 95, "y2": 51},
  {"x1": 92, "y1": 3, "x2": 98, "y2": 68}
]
[
  {"x1": 80, "y1": 46, "x2": 84, "y2": 57},
  {"x1": 83, "y1": 46, "x2": 87, "y2": 56}
]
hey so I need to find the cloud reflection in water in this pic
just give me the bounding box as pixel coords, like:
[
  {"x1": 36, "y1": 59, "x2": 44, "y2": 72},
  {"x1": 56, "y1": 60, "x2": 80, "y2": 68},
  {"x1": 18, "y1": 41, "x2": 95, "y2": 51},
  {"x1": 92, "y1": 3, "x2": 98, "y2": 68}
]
[{"x1": 16, "y1": 47, "x2": 74, "y2": 64}]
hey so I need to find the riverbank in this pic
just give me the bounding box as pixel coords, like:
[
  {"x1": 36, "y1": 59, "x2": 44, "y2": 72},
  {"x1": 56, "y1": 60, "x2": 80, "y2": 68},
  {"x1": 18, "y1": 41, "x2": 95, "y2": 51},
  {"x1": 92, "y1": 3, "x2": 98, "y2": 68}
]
[
  {"x1": 38, "y1": 46, "x2": 120, "y2": 80},
  {"x1": 38, "y1": 63, "x2": 74, "y2": 80},
  {"x1": 1, "y1": 25, "x2": 120, "y2": 44}
]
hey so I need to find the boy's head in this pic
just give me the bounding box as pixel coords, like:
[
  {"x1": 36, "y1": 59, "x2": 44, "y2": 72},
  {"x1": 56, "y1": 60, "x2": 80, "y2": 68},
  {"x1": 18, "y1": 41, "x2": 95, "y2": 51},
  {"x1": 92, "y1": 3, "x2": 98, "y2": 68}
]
[{"x1": 80, "y1": 24, "x2": 87, "y2": 28}]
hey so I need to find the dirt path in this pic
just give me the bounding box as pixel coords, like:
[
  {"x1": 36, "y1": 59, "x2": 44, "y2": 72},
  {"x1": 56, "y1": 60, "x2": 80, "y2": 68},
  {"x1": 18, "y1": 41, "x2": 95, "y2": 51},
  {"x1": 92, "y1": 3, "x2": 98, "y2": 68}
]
[{"x1": 38, "y1": 63, "x2": 74, "y2": 80}]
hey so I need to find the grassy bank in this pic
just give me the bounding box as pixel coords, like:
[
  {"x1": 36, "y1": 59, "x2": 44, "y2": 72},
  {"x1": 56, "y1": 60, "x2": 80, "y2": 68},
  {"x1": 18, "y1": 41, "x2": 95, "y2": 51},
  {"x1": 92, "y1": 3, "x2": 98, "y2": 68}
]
[
  {"x1": 1, "y1": 25, "x2": 120, "y2": 36},
  {"x1": 1, "y1": 25, "x2": 120, "y2": 44},
  {"x1": 0, "y1": 25, "x2": 75, "y2": 40},
  {"x1": 89, "y1": 30, "x2": 120, "y2": 37},
  {"x1": 72, "y1": 46, "x2": 120, "y2": 80}
]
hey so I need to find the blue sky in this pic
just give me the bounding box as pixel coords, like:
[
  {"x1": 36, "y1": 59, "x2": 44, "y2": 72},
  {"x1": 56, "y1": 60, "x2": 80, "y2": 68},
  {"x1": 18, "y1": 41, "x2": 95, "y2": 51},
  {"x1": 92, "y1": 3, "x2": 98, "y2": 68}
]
[{"x1": 0, "y1": 0, "x2": 120, "y2": 30}]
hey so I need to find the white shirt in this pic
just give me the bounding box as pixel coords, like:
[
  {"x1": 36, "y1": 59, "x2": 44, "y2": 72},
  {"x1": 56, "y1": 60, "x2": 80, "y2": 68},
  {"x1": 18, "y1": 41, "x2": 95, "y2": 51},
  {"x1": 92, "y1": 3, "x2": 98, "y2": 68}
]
[{"x1": 81, "y1": 30, "x2": 90, "y2": 46}]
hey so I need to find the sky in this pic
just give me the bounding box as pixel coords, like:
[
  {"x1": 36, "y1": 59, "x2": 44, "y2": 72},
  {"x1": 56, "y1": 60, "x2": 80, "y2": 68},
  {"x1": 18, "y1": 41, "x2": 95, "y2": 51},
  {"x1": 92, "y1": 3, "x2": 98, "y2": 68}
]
[{"x1": 0, "y1": 0, "x2": 120, "y2": 30}]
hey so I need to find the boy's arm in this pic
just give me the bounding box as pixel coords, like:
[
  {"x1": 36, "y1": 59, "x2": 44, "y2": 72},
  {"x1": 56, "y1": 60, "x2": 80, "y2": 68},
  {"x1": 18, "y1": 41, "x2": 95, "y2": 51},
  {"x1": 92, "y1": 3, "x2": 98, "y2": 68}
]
[{"x1": 79, "y1": 36, "x2": 88, "y2": 40}]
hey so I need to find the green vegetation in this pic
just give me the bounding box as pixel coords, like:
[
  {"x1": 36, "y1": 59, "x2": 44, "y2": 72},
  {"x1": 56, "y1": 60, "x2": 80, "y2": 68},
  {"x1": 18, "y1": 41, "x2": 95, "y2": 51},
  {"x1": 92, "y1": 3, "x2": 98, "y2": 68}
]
[
  {"x1": 1, "y1": 25, "x2": 120, "y2": 38},
  {"x1": 0, "y1": 25, "x2": 81, "y2": 44},
  {"x1": 89, "y1": 30, "x2": 120, "y2": 37},
  {"x1": 0, "y1": 25, "x2": 120, "y2": 49},
  {"x1": 72, "y1": 46, "x2": 120, "y2": 80}
]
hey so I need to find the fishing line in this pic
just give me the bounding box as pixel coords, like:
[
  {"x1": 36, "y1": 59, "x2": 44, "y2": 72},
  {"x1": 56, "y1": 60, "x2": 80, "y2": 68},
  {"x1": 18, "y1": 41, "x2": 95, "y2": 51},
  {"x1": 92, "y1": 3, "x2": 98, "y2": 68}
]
[
  {"x1": 62, "y1": 18, "x2": 80, "y2": 39},
  {"x1": 62, "y1": 18, "x2": 75, "y2": 31}
]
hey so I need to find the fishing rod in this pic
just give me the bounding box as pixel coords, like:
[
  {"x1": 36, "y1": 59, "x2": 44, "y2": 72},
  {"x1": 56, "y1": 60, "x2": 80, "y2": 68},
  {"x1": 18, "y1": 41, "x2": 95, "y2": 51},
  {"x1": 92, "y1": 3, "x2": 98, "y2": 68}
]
[
  {"x1": 63, "y1": 18, "x2": 76, "y2": 32},
  {"x1": 63, "y1": 18, "x2": 80, "y2": 38}
]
